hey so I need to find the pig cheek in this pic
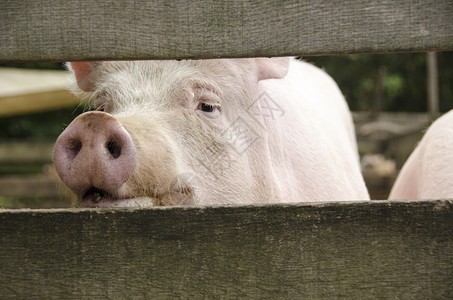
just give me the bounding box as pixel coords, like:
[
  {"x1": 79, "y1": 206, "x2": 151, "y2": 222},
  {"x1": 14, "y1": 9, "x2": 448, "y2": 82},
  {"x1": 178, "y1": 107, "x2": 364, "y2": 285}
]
[
  {"x1": 129, "y1": 148, "x2": 178, "y2": 194},
  {"x1": 119, "y1": 128, "x2": 183, "y2": 200},
  {"x1": 190, "y1": 143, "x2": 250, "y2": 204}
]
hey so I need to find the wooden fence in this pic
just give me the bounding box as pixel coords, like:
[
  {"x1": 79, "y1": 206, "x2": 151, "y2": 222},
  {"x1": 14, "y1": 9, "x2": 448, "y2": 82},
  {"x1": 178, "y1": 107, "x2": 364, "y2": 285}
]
[
  {"x1": 1, "y1": 200, "x2": 452, "y2": 298},
  {"x1": 1, "y1": 0, "x2": 453, "y2": 298},
  {"x1": 1, "y1": 0, "x2": 452, "y2": 61}
]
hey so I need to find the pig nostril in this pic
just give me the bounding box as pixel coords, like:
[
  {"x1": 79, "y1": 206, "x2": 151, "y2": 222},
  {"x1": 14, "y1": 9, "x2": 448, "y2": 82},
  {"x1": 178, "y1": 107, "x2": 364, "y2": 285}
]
[
  {"x1": 67, "y1": 139, "x2": 82, "y2": 159},
  {"x1": 107, "y1": 139, "x2": 122, "y2": 159}
]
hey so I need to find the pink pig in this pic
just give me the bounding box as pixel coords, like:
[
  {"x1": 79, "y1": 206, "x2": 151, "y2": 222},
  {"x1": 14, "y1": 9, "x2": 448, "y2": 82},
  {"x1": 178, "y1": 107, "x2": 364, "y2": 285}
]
[
  {"x1": 389, "y1": 110, "x2": 453, "y2": 200},
  {"x1": 54, "y1": 58, "x2": 369, "y2": 207}
]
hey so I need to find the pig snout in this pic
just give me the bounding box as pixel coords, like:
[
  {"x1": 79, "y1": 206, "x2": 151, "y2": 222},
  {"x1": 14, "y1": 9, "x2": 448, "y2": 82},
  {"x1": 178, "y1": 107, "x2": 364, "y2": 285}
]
[{"x1": 53, "y1": 111, "x2": 136, "y2": 203}]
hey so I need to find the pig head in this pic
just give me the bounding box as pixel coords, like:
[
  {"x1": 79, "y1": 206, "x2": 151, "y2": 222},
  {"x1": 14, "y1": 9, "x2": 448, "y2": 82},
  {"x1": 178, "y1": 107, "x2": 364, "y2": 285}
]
[{"x1": 54, "y1": 58, "x2": 369, "y2": 207}]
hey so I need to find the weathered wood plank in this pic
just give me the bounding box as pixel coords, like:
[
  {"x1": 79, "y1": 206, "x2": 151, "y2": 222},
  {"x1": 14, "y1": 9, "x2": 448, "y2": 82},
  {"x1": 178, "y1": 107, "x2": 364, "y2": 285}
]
[
  {"x1": 1, "y1": 0, "x2": 452, "y2": 62},
  {"x1": 0, "y1": 142, "x2": 54, "y2": 164},
  {"x1": 1, "y1": 200, "x2": 452, "y2": 298},
  {"x1": 0, "y1": 68, "x2": 79, "y2": 116},
  {"x1": 0, "y1": 90, "x2": 79, "y2": 116},
  {"x1": 0, "y1": 175, "x2": 61, "y2": 199}
]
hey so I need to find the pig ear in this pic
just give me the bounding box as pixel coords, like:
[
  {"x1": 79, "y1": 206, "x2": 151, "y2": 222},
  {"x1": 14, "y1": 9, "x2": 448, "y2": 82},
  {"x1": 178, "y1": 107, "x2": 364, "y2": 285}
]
[
  {"x1": 68, "y1": 62, "x2": 96, "y2": 92},
  {"x1": 255, "y1": 57, "x2": 290, "y2": 81}
]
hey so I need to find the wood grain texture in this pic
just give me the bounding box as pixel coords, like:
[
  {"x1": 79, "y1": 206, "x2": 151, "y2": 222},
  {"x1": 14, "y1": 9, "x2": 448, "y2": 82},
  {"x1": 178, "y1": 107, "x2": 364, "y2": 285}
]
[
  {"x1": 1, "y1": 0, "x2": 452, "y2": 62},
  {"x1": 1, "y1": 200, "x2": 452, "y2": 298}
]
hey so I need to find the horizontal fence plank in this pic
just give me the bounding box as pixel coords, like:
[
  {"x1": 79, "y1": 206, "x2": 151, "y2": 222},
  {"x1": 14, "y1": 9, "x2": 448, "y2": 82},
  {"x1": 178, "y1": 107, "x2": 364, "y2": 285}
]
[
  {"x1": 0, "y1": 142, "x2": 54, "y2": 164},
  {"x1": 0, "y1": 90, "x2": 79, "y2": 117},
  {"x1": 0, "y1": 175, "x2": 61, "y2": 199},
  {"x1": 1, "y1": 0, "x2": 452, "y2": 62},
  {"x1": 1, "y1": 200, "x2": 452, "y2": 298},
  {"x1": 0, "y1": 68, "x2": 79, "y2": 116}
]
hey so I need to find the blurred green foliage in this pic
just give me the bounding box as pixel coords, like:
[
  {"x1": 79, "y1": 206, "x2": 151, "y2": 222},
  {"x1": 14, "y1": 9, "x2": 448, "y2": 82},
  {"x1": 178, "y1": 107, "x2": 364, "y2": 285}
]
[
  {"x1": 304, "y1": 52, "x2": 453, "y2": 112},
  {"x1": 0, "y1": 107, "x2": 86, "y2": 141}
]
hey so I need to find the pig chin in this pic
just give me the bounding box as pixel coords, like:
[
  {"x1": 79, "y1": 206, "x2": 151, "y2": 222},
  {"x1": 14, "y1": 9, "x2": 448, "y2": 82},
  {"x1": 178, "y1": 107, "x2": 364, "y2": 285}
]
[
  {"x1": 78, "y1": 196, "x2": 156, "y2": 208},
  {"x1": 76, "y1": 178, "x2": 198, "y2": 208},
  {"x1": 75, "y1": 184, "x2": 152, "y2": 208},
  {"x1": 77, "y1": 192, "x2": 196, "y2": 208}
]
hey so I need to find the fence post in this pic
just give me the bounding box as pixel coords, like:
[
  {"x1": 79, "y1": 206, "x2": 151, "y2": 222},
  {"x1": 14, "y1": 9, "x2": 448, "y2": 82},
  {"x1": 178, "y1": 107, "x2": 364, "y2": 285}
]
[{"x1": 427, "y1": 52, "x2": 439, "y2": 119}]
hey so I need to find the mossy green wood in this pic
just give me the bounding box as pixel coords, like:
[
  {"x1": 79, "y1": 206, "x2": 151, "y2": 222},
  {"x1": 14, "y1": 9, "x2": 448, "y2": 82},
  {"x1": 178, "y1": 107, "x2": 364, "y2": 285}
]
[
  {"x1": 1, "y1": 0, "x2": 452, "y2": 62},
  {"x1": 1, "y1": 200, "x2": 452, "y2": 298}
]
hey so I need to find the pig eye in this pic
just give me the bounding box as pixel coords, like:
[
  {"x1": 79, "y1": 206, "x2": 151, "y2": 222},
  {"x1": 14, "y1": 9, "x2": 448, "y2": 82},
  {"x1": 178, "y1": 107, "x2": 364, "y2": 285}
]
[
  {"x1": 197, "y1": 102, "x2": 220, "y2": 117},
  {"x1": 200, "y1": 103, "x2": 215, "y2": 112}
]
